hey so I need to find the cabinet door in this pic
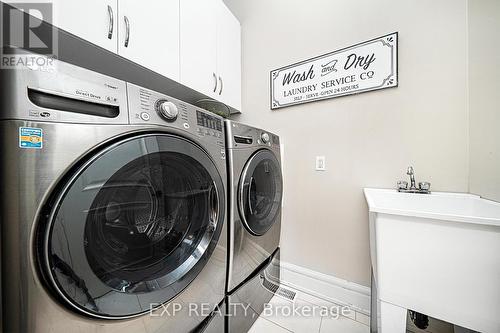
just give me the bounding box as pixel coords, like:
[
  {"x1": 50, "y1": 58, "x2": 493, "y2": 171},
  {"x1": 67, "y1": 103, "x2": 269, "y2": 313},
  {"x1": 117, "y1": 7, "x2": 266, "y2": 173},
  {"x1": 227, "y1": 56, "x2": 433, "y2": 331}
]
[
  {"x1": 118, "y1": 0, "x2": 180, "y2": 80},
  {"x1": 50, "y1": 0, "x2": 118, "y2": 53},
  {"x1": 179, "y1": 0, "x2": 217, "y2": 97},
  {"x1": 216, "y1": 1, "x2": 241, "y2": 110}
]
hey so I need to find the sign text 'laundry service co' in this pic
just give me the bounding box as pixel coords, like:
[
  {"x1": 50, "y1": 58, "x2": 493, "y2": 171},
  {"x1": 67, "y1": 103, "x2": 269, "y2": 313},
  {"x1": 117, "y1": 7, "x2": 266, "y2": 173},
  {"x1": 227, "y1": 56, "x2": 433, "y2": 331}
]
[{"x1": 270, "y1": 32, "x2": 398, "y2": 109}]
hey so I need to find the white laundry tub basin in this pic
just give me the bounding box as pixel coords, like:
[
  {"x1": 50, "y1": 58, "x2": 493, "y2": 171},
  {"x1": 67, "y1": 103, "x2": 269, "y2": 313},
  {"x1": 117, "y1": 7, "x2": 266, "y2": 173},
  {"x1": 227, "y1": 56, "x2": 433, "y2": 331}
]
[{"x1": 364, "y1": 188, "x2": 500, "y2": 333}]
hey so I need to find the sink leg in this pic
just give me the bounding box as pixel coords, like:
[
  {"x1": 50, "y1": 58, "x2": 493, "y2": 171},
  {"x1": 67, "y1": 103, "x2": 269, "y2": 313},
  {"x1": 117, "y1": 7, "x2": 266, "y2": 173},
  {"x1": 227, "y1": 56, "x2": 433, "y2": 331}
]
[{"x1": 378, "y1": 301, "x2": 407, "y2": 333}]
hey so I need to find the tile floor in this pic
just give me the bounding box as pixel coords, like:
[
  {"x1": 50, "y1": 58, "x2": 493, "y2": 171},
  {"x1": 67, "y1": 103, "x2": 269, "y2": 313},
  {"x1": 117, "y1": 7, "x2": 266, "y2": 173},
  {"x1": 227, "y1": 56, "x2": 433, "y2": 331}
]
[
  {"x1": 246, "y1": 285, "x2": 458, "y2": 333},
  {"x1": 247, "y1": 286, "x2": 370, "y2": 333}
]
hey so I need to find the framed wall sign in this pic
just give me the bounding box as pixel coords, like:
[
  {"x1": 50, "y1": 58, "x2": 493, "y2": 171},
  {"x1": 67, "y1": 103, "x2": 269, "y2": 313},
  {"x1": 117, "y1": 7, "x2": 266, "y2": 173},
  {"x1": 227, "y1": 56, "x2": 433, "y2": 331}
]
[{"x1": 270, "y1": 32, "x2": 398, "y2": 109}]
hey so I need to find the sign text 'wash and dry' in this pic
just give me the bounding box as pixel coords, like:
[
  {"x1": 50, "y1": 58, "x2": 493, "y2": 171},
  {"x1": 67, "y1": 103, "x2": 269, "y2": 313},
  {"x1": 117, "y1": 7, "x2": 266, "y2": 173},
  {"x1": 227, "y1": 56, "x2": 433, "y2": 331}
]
[{"x1": 270, "y1": 33, "x2": 398, "y2": 109}]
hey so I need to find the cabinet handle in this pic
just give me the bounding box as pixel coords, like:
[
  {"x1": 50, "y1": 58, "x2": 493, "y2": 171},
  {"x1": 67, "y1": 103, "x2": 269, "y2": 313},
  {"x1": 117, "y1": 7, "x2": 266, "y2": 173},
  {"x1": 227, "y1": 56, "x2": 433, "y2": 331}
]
[
  {"x1": 218, "y1": 76, "x2": 223, "y2": 95},
  {"x1": 213, "y1": 73, "x2": 218, "y2": 93},
  {"x1": 107, "y1": 5, "x2": 114, "y2": 39},
  {"x1": 124, "y1": 16, "x2": 130, "y2": 47}
]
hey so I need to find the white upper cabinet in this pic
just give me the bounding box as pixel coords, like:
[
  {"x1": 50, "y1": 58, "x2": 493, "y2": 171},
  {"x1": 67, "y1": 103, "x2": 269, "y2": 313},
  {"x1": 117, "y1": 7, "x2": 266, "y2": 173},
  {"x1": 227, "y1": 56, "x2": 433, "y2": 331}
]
[
  {"x1": 216, "y1": 1, "x2": 241, "y2": 110},
  {"x1": 180, "y1": 0, "x2": 241, "y2": 111},
  {"x1": 32, "y1": 0, "x2": 240, "y2": 111},
  {"x1": 51, "y1": 0, "x2": 118, "y2": 53},
  {"x1": 180, "y1": 0, "x2": 218, "y2": 97},
  {"x1": 118, "y1": 0, "x2": 180, "y2": 81}
]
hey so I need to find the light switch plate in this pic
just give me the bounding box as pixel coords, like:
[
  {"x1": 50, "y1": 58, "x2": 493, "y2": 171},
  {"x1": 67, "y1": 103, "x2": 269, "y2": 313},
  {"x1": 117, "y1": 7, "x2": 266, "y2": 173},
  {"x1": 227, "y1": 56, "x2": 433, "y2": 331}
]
[{"x1": 315, "y1": 156, "x2": 326, "y2": 171}]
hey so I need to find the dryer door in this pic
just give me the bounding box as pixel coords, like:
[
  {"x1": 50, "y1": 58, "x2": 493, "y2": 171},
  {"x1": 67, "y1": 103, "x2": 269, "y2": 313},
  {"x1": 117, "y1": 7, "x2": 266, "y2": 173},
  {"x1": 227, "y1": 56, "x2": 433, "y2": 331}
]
[
  {"x1": 37, "y1": 134, "x2": 225, "y2": 319},
  {"x1": 238, "y1": 149, "x2": 283, "y2": 236}
]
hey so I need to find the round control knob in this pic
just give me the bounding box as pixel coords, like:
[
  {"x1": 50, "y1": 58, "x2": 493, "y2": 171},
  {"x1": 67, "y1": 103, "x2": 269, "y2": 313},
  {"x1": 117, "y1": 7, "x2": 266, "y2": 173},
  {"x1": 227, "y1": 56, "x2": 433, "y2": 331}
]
[
  {"x1": 261, "y1": 132, "x2": 270, "y2": 144},
  {"x1": 156, "y1": 100, "x2": 179, "y2": 121}
]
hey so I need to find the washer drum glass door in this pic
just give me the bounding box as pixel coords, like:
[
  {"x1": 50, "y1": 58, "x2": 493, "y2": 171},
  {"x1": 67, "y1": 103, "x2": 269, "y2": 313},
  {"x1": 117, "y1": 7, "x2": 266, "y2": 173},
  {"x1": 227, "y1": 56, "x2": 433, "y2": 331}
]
[
  {"x1": 37, "y1": 134, "x2": 225, "y2": 319},
  {"x1": 238, "y1": 149, "x2": 283, "y2": 236}
]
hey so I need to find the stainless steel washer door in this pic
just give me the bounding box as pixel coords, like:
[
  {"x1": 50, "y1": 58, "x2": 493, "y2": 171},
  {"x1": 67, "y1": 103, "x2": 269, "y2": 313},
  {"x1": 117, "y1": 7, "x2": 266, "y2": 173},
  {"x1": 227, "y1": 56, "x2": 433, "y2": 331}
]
[
  {"x1": 238, "y1": 149, "x2": 282, "y2": 236},
  {"x1": 36, "y1": 134, "x2": 225, "y2": 319}
]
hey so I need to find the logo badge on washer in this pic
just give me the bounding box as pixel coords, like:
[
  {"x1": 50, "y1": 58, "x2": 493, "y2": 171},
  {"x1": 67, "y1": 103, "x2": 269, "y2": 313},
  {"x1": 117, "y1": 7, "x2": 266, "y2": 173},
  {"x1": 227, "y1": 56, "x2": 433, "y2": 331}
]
[{"x1": 19, "y1": 127, "x2": 43, "y2": 149}]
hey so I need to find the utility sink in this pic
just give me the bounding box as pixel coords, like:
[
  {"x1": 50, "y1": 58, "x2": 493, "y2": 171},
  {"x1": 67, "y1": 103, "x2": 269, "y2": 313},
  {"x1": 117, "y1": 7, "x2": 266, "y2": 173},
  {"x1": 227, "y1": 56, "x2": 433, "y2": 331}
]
[{"x1": 364, "y1": 188, "x2": 500, "y2": 333}]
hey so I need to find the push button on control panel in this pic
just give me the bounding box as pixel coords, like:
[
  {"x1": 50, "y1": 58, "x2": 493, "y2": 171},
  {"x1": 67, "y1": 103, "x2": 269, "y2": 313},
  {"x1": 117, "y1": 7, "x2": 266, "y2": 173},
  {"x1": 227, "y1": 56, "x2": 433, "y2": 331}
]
[{"x1": 140, "y1": 112, "x2": 150, "y2": 121}]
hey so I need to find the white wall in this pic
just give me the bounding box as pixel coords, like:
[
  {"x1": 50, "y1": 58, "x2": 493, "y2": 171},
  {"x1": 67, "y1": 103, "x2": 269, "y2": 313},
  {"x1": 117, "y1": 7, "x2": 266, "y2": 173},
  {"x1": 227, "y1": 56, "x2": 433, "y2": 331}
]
[
  {"x1": 468, "y1": 0, "x2": 500, "y2": 202},
  {"x1": 225, "y1": 0, "x2": 469, "y2": 286}
]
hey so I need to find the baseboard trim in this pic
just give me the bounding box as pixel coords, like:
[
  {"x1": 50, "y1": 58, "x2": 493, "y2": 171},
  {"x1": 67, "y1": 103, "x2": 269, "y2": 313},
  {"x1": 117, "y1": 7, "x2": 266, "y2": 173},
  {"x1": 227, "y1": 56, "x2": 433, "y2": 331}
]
[{"x1": 279, "y1": 261, "x2": 371, "y2": 315}]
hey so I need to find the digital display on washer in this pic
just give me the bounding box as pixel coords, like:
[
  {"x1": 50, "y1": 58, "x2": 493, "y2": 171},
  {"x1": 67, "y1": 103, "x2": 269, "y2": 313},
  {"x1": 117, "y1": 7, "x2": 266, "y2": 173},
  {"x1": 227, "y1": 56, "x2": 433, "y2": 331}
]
[{"x1": 196, "y1": 111, "x2": 222, "y2": 131}]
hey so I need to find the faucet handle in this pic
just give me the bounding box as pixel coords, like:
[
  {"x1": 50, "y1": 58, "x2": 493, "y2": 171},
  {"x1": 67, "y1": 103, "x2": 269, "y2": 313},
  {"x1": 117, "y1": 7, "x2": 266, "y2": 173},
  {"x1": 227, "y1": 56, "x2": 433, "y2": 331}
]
[
  {"x1": 419, "y1": 182, "x2": 431, "y2": 191},
  {"x1": 406, "y1": 166, "x2": 414, "y2": 175},
  {"x1": 397, "y1": 180, "x2": 408, "y2": 190}
]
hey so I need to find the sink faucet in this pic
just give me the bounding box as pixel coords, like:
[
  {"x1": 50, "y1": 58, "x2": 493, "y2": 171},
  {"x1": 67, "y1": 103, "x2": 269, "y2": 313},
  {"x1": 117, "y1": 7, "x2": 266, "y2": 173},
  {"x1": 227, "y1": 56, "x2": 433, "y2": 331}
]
[
  {"x1": 407, "y1": 166, "x2": 416, "y2": 190},
  {"x1": 397, "y1": 166, "x2": 431, "y2": 194}
]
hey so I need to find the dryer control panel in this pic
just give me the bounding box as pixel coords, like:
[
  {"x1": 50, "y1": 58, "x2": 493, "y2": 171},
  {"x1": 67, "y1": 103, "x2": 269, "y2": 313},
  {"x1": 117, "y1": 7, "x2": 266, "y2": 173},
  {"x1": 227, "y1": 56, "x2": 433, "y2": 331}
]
[
  {"x1": 225, "y1": 120, "x2": 280, "y2": 150},
  {"x1": 127, "y1": 83, "x2": 225, "y2": 148}
]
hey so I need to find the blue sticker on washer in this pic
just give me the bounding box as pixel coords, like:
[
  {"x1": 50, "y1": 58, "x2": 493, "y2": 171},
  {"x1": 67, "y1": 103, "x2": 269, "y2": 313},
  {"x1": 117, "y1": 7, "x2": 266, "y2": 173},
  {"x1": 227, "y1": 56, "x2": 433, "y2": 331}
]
[{"x1": 19, "y1": 127, "x2": 43, "y2": 149}]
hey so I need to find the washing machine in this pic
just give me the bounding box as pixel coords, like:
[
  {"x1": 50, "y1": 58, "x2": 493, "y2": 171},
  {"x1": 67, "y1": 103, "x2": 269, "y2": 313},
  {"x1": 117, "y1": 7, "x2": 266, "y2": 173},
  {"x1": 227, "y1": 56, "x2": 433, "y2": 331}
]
[
  {"x1": 225, "y1": 120, "x2": 283, "y2": 330},
  {"x1": 0, "y1": 53, "x2": 227, "y2": 332}
]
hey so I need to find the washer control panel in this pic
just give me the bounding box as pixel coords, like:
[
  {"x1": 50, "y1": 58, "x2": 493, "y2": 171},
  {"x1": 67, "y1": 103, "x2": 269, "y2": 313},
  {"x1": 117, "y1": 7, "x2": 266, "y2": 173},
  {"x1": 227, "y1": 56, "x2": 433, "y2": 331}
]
[{"x1": 127, "y1": 83, "x2": 225, "y2": 147}]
